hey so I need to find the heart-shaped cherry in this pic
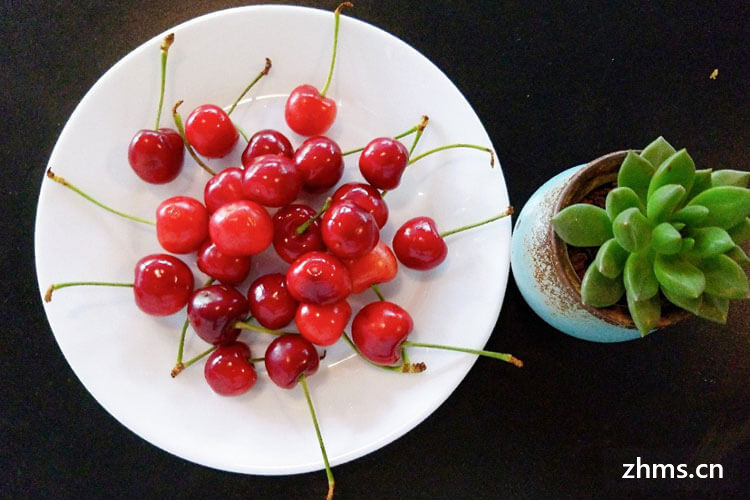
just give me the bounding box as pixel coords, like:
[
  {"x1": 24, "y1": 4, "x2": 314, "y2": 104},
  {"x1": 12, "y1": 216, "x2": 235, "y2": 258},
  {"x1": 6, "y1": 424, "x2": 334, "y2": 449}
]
[
  {"x1": 204, "y1": 341, "x2": 257, "y2": 396},
  {"x1": 294, "y1": 136, "x2": 344, "y2": 192},
  {"x1": 155, "y1": 196, "x2": 209, "y2": 254},
  {"x1": 241, "y1": 129, "x2": 294, "y2": 166},
  {"x1": 296, "y1": 299, "x2": 351, "y2": 346},
  {"x1": 342, "y1": 241, "x2": 398, "y2": 293},
  {"x1": 242, "y1": 154, "x2": 303, "y2": 207},
  {"x1": 286, "y1": 251, "x2": 352, "y2": 305},
  {"x1": 351, "y1": 301, "x2": 413, "y2": 365},
  {"x1": 320, "y1": 200, "x2": 379, "y2": 259},
  {"x1": 196, "y1": 241, "x2": 252, "y2": 285},
  {"x1": 208, "y1": 200, "x2": 273, "y2": 257},
  {"x1": 187, "y1": 284, "x2": 248, "y2": 345},
  {"x1": 332, "y1": 182, "x2": 389, "y2": 228},
  {"x1": 248, "y1": 273, "x2": 299, "y2": 330},
  {"x1": 184, "y1": 104, "x2": 239, "y2": 158},
  {"x1": 203, "y1": 167, "x2": 245, "y2": 214},
  {"x1": 358, "y1": 137, "x2": 409, "y2": 190},
  {"x1": 272, "y1": 204, "x2": 326, "y2": 263},
  {"x1": 264, "y1": 334, "x2": 320, "y2": 389}
]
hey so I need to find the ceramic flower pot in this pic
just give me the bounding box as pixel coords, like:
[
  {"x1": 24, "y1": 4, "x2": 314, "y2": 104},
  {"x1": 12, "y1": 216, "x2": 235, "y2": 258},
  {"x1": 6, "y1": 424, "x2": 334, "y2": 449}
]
[{"x1": 510, "y1": 151, "x2": 688, "y2": 342}]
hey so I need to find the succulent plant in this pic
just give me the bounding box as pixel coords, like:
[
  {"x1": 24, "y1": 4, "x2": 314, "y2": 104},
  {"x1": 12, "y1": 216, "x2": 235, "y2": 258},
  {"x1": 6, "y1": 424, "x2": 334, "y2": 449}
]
[{"x1": 552, "y1": 137, "x2": 750, "y2": 334}]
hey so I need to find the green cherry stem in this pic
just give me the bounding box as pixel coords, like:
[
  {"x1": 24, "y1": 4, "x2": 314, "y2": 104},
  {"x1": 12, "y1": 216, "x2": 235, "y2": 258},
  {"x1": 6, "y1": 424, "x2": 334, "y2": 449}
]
[
  {"x1": 341, "y1": 333, "x2": 426, "y2": 373},
  {"x1": 370, "y1": 284, "x2": 385, "y2": 301},
  {"x1": 44, "y1": 281, "x2": 133, "y2": 303},
  {"x1": 299, "y1": 374, "x2": 335, "y2": 500},
  {"x1": 154, "y1": 33, "x2": 174, "y2": 130},
  {"x1": 172, "y1": 100, "x2": 217, "y2": 176},
  {"x1": 234, "y1": 320, "x2": 286, "y2": 336},
  {"x1": 407, "y1": 114, "x2": 429, "y2": 157},
  {"x1": 438, "y1": 206, "x2": 514, "y2": 238},
  {"x1": 171, "y1": 346, "x2": 217, "y2": 377},
  {"x1": 342, "y1": 115, "x2": 428, "y2": 157},
  {"x1": 296, "y1": 197, "x2": 332, "y2": 235},
  {"x1": 401, "y1": 340, "x2": 523, "y2": 367},
  {"x1": 320, "y1": 2, "x2": 353, "y2": 98},
  {"x1": 173, "y1": 278, "x2": 214, "y2": 375},
  {"x1": 46, "y1": 169, "x2": 156, "y2": 225},
  {"x1": 226, "y1": 57, "x2": 272, "y2": 116},
  {"x1": 408, "y1": 143, "x2": 494, "y2": 167},
  {"x1": 234, "y1": 122, "x2": 250, "y2": 143}
]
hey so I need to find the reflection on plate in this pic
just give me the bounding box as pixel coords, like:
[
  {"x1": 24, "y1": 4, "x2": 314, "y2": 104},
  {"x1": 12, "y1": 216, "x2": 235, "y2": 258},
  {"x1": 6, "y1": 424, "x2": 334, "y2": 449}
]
[{"x1": 35, "y1": 5, "x2": 511, "y2": 474}]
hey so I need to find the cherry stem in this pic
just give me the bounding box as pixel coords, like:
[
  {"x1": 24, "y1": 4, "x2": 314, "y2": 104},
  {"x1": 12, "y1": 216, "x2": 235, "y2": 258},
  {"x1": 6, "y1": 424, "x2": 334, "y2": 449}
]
[
  {"x1": 296, "y1": 197, "x2": 332, "y2": 235},
  {"x1": 234, "y1": 320, "x2": 286, "y2": 336},
  {"x1": 154, "y1": 33, "x2": 174, "y2": 130},
  {"x1": 401, "y1": 341, "x2": 523, "y2": 367},
  {"x1": 174, "y1": 278, "x2": 213, "y2": 370},
  {"x1": 408, "y1": 115, "x2": 429, "y2": 157},
  {"x1": 226, "y1": 58, "x2": 272, "y2": 116},
  {"x1": 44, "y1": 282, "x2": 133, "y2": 303},
  {"x1": 249, "y1": 357, "x2": 265, "y2": 364},
  {"x1": 234, "y1": 122, "x2": 250, "y2": 142},
  {"x1": 299, "y1": 374, "x2": 335, "y2": 500},
  {"x1": 320, "y1": 2, "x2": 353, "y2": 98},
  {"x1": 341, "y1": 116, "x2": 428, "y2": 157},
  {"x1": 439, "y1": 206, "x2": 514, "y2": 238},
  {"x1": 341, "y1": 333, "x2": 426, "y2": 373},
  {"x1": 407, "y1": 143, "x2": 494, "y2": 167},
  {"x1": 370, "y1": 284, "x2": 385, "y2": 301},
  {"x1": 171, "y1": 100, "x2": 217, "y2": 176},
  {"x1": 46, "y1": 169, "x2": 156, "y2": 226},
  {"x1": 171, "y1": 345, "x2": 217, "y2": 377}
]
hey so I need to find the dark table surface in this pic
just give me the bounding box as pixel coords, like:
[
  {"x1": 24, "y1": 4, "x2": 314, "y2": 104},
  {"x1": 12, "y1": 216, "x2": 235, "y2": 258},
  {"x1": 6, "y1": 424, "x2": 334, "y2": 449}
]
[{"x1": 3, "y1": 1, "x2": 749, "y2": 498}]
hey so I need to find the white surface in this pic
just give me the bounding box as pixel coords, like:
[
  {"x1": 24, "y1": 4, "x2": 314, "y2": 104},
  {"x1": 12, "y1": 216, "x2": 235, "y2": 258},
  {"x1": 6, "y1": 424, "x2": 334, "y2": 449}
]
[{"x1": 35, "y1": 5, "x2": 511, "y2": 475}]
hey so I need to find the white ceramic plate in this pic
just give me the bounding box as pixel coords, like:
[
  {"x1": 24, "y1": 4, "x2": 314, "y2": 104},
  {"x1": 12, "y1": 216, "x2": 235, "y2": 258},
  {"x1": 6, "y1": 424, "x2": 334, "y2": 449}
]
[{"x1": 35, "y1": 5, "x2": 511, "y2": 474}]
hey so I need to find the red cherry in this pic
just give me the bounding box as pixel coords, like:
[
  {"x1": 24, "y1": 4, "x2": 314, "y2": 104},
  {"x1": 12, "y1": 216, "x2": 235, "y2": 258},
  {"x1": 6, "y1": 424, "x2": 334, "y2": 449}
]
[
  {"x1": 351, "y1": 301, "x2": 413, "y2": 365},
  {"x1": 248, "y1": 273, "x2": 298, "y2": 330},
  {"x1": 264, "y1": 334, "x2": 320, "y2": 389},
  {"x1": 196, "y1": 241, "x2": 252, "y2": 285},
  {"x1": 392, "y1": 216, "x2": 447, "y2": 270},
  {"x1": 342, "y1": 241, "x2": 398, "y2": 293},
  {"x1": 332, "y1": 182, "x2": 389, "y2": 228},
  {"x1": 284, "y1": 84, "x2": 337, "y2": 137},
  {"x1": 295, "y1": 300, "x2": 351, "y2": 346},
  {"x1": 208, "y1": 200, "x2": 273, "y2": 257},
  {"x1": 204, "y1": 341, "x2": 257, "y2": 396},
  {"x1": 320, "y1": 201, "x2": 379, "y2": 259},
  {"x1": 272, "y1": 204, "x2": 325, "y2": 263},
  {"x1": 187, "y1": 284, "x2": 248, "y2": 345},
  {"x1": 128, "y1": 128, "x2": 184, "y2": 184},
  {"x1": 294, "y1": 136, "x2": 344, "y2": 192},
  {"x1": 286, "y1": 251, "x2": 352, "y2": 305},
  {"x1": 184, "y1": 104, "x2": 238, "y2": 158},
  {"x1": 133, "y1": 254, "x2": 194, "y2": 316},
  {"x1": 241, "y1": 129, "x2": 294, "y2": 166},
  {"x1": 203, "y1": 167, "x2": 244, "y2": 214},
  {"x1": 155, "y1": 196, "x2": 209, "y2": 254},
  {"x1": 358, "y1": 137, "x2": 409, "y2": 190},
  {"x1": 241, "y1": 155, "x2": 303, "y2": 207}
]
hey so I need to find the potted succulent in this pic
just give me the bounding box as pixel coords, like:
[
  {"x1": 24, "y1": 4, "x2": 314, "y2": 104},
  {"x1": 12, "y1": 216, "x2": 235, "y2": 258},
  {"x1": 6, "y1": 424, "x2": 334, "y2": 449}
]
[{"x1": 511, "y1": 137, "x2": 750, "y2": 342}]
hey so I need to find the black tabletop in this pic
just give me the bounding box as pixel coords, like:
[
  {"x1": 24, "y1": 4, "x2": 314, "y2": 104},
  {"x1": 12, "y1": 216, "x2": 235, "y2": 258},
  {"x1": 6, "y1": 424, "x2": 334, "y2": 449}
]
[{"x1": 3, "y1": 1, "x2": 749, "y2": 498}]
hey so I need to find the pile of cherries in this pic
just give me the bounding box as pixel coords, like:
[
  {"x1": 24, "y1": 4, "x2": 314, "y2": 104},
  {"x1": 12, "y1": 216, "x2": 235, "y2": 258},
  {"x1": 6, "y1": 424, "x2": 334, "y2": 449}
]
[{"x1": 45, "y1": 5, "x2": 518, "y2": 498}]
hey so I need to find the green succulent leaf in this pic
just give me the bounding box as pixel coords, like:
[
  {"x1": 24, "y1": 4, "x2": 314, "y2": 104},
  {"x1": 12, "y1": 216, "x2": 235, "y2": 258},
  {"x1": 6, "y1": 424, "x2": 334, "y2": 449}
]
[
  {"x1": 681, "y1": 237, "x2": 695, "y2": 252},
  {"x1": 640, "y1": 136, "x2": 676, "y2": 170},
  {"x1": 617, "y1": 151, "x2": 655, "y2": 203},
  {"x1": 688, "y1": 169, "x2": 713, "y2": 199},
  {"x1": 613, "y1": 207, "x2": 653, "y2": 252},
  {"x1": 594, "y1": 239, "x2": 629, "y2": 278},
  {"x1": 689, "y1": 227, "x2": 736, "y2": 258},
  {"x1": 651, "y1": 222, "x2": 683, "y2": 255},
  {"x1": 672, "y1": 222, "x2": 686, "y2": 231},
  {"x1": 687, "y1": 186, "x2": 750, "y2": 229},
  {"x1": 711, "y1": 169, "x2": 750, "y2": 188},
  {"x1": 662, "y1": 286, "x2": 703, "y2": 315},
  {"x1": 695, "y1": 294, "x2": 729, "y2": 324},
  {"x1": 671, "y1": 205, "x2": 709, "y2": 226},
  {"x1": 552, "y1": 204, "x2": 613, "y2": 247},
  {"x1": 581, "y1": 264, "x2": 625, "y2": 307},
  {"x1": 623, "y1": 251, "x2": 659, "y2": 301},
  {"x1": 727, "y1": 245, "x2": 750, "y2": 267},
  {"x1": 626, "y1": 290, "x2": 661, "y2": 335},
  {"x1": 647, "y1": 149, "x2": 696, "y2": 200},
  {"x1": 702, "y1": 254, "x2": 749, "y2": 299},
  {"x1": 727, "y1": 217, "x2": 750, "y2": 245},
  {"x1": 605, "y1": 186, "x2": 645, "y2": 221},
  {"x1": 654, "y1": 253, "x2": 706, "y2": 299},
  {"x1": 647, "y1": 184, "x2": 686, "y2": 223}
]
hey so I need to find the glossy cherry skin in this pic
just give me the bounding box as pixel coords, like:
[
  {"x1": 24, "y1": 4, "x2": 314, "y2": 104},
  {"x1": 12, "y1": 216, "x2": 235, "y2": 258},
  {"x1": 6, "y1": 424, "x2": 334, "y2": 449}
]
[
  {"x1": 155, "y1": 196, "x2": 209, "y2": 254},
  {"x1": 204, "y1": 341, "x2": 257, "y2": 396},
  {"x1": 286, "y1": 251, "x2": 352, "y2": 305},
  {"x1": 196, "y1": 241, "x2": 252, "y2": 285},
  {"x1": 332, "y1": 182, "x2": 389, "y2": 228},
  {"x1": 133, "y1": 254, "x2": 194, "y2": 316},
  {"x1": 295, "y1": 300, "x2": 351, "y2": 346},
  {"x1": 247, "y1": 273, "x2": 298, "y2": 330},
  {"x1": 321, "y1": 201, "x2": 379, "y2": 259},
  {"x1": 187, "y1": 284, "x2": 248, "y2": 345},
  {"x1": 128, "y1": 128, "x2": 184, "y2": 184},
  {"x1": 342, "y1": 241, "x2": 398, "y2": 293},
  {"x1": 272, "y1": 204, "x2": 325, "y2": 263},
  {"x1": 241, "y1": 154, "x2": 303, "y2": 207},
  {"x1": 208, "y1": 200, "x2": 273, "y2": 257},
  {"x1": 204, "y1": 167, "x2": 244, "y2": 214},
  {"x1": 241, "y1": 129, "x2": 294, "y2": 167},
  {"x1": 264, "y1": 334, "x2": 320, "y2": 389},
  {"x1": 359, "y1": 137, "x2": 409, "y2": 190},
  {"x1": 284, "y1": 84, "x2": 337, "y2": 137},
  {"x1": 294, "y1": 136, "x2": 343, "y2": 192},
  {"x1": 392, "y1": 216, "x2": 447, "y2": 270},
  {"x1": 352, "y1": 301, "x2": 413, "y2": 365},
  {"x1": 184, "y1": 104, "x2": 238, "y2": 158}
]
